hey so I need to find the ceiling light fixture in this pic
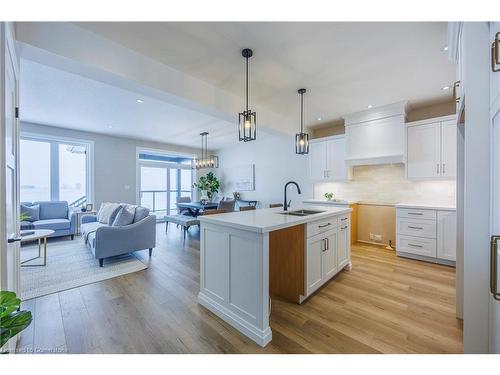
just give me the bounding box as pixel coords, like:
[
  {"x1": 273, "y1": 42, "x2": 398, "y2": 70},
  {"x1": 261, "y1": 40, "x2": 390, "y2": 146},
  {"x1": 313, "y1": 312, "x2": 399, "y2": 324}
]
[
  {"x1": 136, "y1": 99, "x2": 144, "y2": 104},
  {"x1": 367, "y1": 104, "x2": 373, "y2": 109},
  {"x1": 238, "y1": 48, "x2": 256, "y2": 142},
  {"x1": 316, "y1": 117, "x2": 322, "y2": 121},
  {"x1": 441, "y1": 85, "x2": 450, "y2": 91},
  {"x1": 295, "y1": 88, "x2": 310, "y2": 155},
  {"x1": 441, "y1": 45, "x2": 449, "y2": 52},
  {"x1": 192, "y1": 132, "x2": 219, "y2": 170}
]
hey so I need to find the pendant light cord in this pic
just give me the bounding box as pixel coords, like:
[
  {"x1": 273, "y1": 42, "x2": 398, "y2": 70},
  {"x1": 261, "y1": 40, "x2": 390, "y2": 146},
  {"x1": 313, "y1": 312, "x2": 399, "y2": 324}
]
[
  {"x1": 300, "y1": 91, "x2": 304, "y2": 133},
  {"x1": 246, "y1": 56, "x2": 249, "y2": 112}
]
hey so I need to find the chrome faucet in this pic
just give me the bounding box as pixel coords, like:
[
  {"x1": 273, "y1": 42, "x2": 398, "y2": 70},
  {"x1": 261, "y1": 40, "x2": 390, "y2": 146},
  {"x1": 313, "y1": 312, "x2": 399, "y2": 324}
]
[{"x1": 283, "y1": 181, "x2": 302, "y2": 211}]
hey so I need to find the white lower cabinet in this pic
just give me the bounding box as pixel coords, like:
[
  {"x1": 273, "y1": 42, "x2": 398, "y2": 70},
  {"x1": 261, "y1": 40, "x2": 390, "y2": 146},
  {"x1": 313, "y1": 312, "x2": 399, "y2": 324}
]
[
  {"x1": 304, "y1": 217, "x2": 351, "y2": 300},
  {"x1": 396, "y1": 207, "x2": 456, "y2": 265}
]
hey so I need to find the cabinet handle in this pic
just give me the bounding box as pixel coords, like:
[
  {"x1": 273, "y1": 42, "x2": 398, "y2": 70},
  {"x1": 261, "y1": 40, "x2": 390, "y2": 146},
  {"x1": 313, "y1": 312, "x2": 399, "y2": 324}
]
[
  {"x1": 408, "y1": 243, "x2": 423, "y2": 248},
  {"x1": 408, "y1": 226, "x2": 423, "y2": 230},
  {"x1": 322, "y1": 239, "x2": 328, "y2": 252},
  {"x1": 325, "y1": 238, "x2": 329, "y2": 250},
  {"x1": 318, "y1": 223, "x2": 331, "y2": 228},
  {"x1": 453, "y1": 80, "x2": 461, "y2": 103},
  {"x1": 407, "y1": 212, "x2": 423, "y2": 216},
  {"x1": 341, "y1": 217, "x2": 348, "y2": 221},
  {"x1": 492, "y1": 31, "x2": 500, "y2": 73},
  {"x1": 341, "y1": 226, "x2": 348, "y2": 230},
  {"x1": 442, "y1": 163, "x2": 446, "y2": 175},
  {"x1": 436, "y1": 163, "x2": 440, "y2": 175},
  {"x1": 491, "y1": 235, "x2": 500, "y2": 301}
]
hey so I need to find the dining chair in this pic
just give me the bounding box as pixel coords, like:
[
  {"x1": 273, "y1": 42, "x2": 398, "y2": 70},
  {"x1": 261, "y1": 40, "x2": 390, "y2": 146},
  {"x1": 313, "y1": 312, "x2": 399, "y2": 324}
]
[
  {"x1": 176, "y1": 196, "x2": 192, "y2": 215},
  {"x1": 240, "y1": 206, "x2": 256, "y2": 211},
  {"x1": 218, "y1": 199, "x2": 236, "y2": 212},
  {"x1": 269, "y1": 203, "x2": 283, "y2": 208}
]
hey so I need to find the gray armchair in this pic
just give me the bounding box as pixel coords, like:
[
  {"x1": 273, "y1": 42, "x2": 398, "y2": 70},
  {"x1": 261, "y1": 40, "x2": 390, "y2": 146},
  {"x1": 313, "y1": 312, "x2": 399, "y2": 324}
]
[{"x1": 80, "y1": 206, "x2": 156, "y2": 267}]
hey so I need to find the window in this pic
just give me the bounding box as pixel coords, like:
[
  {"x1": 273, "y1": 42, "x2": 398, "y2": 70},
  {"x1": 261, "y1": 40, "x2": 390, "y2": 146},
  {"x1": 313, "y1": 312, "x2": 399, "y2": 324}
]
[
  {"x1": 20, "y1": 135, "x2": 92, "y2": 206},
  {"x1": 138, "y1": 150, "x2": 193, "y2": 217}
]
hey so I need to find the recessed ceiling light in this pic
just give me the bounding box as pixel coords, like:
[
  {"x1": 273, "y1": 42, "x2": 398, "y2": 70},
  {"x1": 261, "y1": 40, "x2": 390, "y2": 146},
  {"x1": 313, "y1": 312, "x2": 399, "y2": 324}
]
[
  {"x1": 136, "y1": 99, "x2": 144, "y2": 104},
  {"x1": 441, "y1": 45, "x2": 449, "y2": 52},
  {"x1": 367, "y1": 105, "x2": 373, "y2": 109},
  {"x1": 316, "y1": 117, "x2": 322, "y2": 121},
  {"x1": 108, "y1": 125, "x2": 113, "y2": 129},
  {"x1": 441, "y1": 85, "x2": 450, "y2": 91}
]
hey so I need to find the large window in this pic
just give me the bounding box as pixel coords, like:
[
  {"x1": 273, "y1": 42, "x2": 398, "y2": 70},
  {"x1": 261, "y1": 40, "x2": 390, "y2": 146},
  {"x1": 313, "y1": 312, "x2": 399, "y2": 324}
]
[
  {"x1": 138, "y1": 150, "x2": 193, "y2": 217},
  {"x1": 20, "y1": 135, "x2": 92, "y2": 205}
]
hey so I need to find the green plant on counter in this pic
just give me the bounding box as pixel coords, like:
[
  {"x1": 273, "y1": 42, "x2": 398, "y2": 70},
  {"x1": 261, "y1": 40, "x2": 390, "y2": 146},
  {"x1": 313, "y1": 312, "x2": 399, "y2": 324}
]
[
  {"x1": 19, "y1": 213, "x2": 31, "y2": 222},
  {"x1": 193, "y1": 172, "x2": 220, "y2": 200},
  {"x1": 1, "y1": 290, "x2": 33, "y2": 351},
  {"x1": 324, "y1": 192, "x2": 334, "y2": 201}
]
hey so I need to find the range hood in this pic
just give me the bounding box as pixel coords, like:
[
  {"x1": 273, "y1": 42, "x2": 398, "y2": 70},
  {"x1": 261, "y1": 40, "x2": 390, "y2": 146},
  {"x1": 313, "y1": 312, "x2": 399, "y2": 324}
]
[{"x1": 343, "y1": 101, "x2": 408, "y2": 166}]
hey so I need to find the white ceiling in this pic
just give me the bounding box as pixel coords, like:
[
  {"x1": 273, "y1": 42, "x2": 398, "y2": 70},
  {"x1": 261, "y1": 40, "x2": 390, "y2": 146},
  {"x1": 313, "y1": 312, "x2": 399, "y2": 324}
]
[
  {"x1": 75, "y1": 22, "x2": 455, "y2": 127},
  {"x1": 19, "y1": 59, "x2": 236, "y2": 149}
]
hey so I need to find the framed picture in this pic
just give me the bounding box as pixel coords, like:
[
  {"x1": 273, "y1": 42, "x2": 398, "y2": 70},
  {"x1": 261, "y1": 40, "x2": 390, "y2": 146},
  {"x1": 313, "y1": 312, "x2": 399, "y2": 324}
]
[{"x1": 85, "y1": 203, "x2": 93, "y2": 212}]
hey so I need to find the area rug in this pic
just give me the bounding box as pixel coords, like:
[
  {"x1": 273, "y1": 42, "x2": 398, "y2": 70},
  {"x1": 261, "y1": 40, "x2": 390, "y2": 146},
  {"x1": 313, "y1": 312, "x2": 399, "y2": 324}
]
[{"x1": 20, "y1": 238, "x2": 148, "y2": 300}]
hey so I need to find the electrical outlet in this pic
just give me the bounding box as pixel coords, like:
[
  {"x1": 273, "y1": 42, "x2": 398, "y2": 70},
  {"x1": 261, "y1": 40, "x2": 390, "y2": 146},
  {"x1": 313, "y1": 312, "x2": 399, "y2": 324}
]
[
  {"x1": 369, "y1": 233, "x2": 374, "y2": 240},
  {"x1": 374, "y1": 234, "x2": 383, "y2": 242}
]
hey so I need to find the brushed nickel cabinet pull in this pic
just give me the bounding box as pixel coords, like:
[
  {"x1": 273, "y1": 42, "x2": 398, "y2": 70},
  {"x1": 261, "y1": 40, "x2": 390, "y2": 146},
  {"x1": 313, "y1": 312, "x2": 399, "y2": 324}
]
[
  {"x1": 408, "y1": 243, "x2": 423, "y2": 248},
  {"x1": 408, "y1": 226, "x2": 423, "y2": 230},
  {"x1": 491, "y1": 235, "x2": 500, "y2": 301},
  {"x1": 453, "y1": 81, "x2": 461, "y2": 103},
  {"x1": 408, "y1": 212, "x2": 423, "y2": 216},
  {"x1": 443, "y1": 163, "x2": 446, "y2": 175},
  {"x1": 318, "y1": 223, "x2": 331, "y2": 228},
  {"x1": 341, "y1": 226, "x2": 348, "y2": 230},
  {"x1": 436, "y1": 163, "x2": 440, "y2": 175},
  {"x1": 325, "y1": 238, "x2": 329, "y2": 250},
  {"x1": 322, "y1": 239, "x2": 327, "y2": 252},
  {"x1": 341, "y1": 217, "x2": 348, "y2": 221},
  {"x1": 492, "y1": 32, "x2": 500, "y2": 73}
]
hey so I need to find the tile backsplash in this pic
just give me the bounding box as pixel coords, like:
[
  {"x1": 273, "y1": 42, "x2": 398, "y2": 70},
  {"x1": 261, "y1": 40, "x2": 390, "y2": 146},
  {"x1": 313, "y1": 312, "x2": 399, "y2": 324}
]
[{"x1": 314, "y1": 164, "x2": 456, "y2": 206}]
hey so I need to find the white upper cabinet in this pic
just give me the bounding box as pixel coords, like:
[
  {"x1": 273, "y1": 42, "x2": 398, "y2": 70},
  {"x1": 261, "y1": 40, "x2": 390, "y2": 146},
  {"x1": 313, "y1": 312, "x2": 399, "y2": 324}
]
[
  {"x1": 343, "y1": 101, "x2": 408, "y2": 166},
  {"x1": 309, "y1": 135, "x2": 351, "y2": 181},
  {"x1": 406, "y1": 115, "x2": 457, "y2": 180}
]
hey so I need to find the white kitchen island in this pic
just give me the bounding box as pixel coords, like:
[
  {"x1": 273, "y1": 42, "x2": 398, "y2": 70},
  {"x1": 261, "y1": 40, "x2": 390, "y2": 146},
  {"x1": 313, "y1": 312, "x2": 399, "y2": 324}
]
[{"x1": 197, "y1": 205, "x2": 352, "y2": 347}]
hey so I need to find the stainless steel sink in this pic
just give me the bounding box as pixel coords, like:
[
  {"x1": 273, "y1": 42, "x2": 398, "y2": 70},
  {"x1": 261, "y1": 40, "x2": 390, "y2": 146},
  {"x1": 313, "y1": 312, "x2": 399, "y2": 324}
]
[{"x1": 279, "y1": 209, "x2": 325, "y2": 216}]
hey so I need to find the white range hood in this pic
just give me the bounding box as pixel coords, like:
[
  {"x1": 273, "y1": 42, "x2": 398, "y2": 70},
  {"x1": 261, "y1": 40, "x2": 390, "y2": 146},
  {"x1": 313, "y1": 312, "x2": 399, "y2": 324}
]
[{"x1": 343, "y1": 101, "x2": 408, "y2": 166}]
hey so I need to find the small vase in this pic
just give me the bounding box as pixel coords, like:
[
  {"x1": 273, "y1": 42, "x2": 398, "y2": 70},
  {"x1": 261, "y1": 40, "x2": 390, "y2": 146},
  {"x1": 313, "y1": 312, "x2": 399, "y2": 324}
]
[{"x1": 200, "y1": 190, "x2": 209, "y2": 204}]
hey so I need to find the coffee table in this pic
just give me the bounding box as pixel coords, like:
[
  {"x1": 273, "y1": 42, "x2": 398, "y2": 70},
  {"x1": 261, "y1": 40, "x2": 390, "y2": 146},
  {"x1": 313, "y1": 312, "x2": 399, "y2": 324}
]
[{"x1": 20, "y1": 229, "x2": 54, "y2": 267}]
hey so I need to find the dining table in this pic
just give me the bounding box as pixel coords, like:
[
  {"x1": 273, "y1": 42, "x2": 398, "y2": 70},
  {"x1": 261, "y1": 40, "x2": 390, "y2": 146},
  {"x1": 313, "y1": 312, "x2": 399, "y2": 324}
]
[{"x1": 176, "y1": 201, "x2": 219, "y2": 216}]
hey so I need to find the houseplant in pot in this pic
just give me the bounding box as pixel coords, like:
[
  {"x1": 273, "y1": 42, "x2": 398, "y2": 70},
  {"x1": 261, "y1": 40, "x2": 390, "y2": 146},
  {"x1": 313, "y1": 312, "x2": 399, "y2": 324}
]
[
  {"x1": 193, "y1": 172, "x2": 220, "y2": 203},
  {"x1": 1, "y1": 290, "x2": 32, "y2": 353}
]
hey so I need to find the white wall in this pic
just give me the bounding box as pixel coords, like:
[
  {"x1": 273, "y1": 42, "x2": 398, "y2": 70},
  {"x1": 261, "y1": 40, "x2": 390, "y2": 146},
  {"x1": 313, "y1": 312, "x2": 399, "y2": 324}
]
[
  {"x1": 214, "y1": 131, "x2": 312, "y2": 208},
  {"x1": 314, "y1": 164, "x2": 456, "y2": 206},
  {"x1": 21, "y1": 122, "x2": 201, "y2": 209}
]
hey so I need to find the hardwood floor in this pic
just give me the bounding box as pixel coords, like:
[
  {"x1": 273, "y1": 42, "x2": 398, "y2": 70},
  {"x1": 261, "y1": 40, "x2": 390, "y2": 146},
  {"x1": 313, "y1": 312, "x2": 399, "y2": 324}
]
[{"x1": 16, "y1": 224, "x2": 462, "y2": 354}]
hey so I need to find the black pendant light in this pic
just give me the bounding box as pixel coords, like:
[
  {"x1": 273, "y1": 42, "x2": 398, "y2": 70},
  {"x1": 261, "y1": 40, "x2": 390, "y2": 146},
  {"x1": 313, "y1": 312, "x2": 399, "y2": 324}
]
[
  {"x1": 192, "y1": 132, "x2": 219, "y2": 170},
  {"x1": 238, "y1": 48, "x2": 256, "y2": 142},
  {"x1": 295, "y1": 88, "x2": 310, "y2": 154}
]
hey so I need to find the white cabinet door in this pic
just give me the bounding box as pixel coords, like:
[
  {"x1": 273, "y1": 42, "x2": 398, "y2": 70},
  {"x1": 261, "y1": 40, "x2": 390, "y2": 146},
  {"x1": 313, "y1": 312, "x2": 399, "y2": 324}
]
[
  {"x1": 321, "y1": 230, "x2": 338, "y2": 280},
  {"x1": 309, "y1": 141, "x2": 327, "y2": 180},
  {"x1": 441, "y1": 120, "x2": 457, "y2": 178},
  {"x1": 326, "y1": 138, "x2": 348, "y2": 180},
  {"x1": 407, "y1": 122, "x2": 441, "y2": 179},
  {"x1": 337, "y1": 223, "x2": 350, "y2": 269},
  {"x1": 306, "y1": 236, "x2": 324, "y2": 295},
  {"x1": 437, "y1": 211, "x2": 457, "y2": 261}
]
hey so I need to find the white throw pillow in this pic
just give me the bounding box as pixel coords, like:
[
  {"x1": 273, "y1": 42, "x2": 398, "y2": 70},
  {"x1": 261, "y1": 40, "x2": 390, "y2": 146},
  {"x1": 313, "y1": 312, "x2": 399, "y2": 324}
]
[
  {"x1": 97, "y1": 202, "x2": 122, "y2": 225},
  {"x1": 112, "y1": 204, "x2": 136, "y2": 226}
]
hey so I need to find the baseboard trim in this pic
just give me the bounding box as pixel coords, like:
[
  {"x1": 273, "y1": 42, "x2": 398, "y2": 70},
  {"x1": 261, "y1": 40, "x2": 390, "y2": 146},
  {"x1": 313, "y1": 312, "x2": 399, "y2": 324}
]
[
  {"x1": 396, "y1": 251, "x2": 456, "y2": 267},
  {"x1": 197, "y1": 291, "x2": 272, "y2": 347}
]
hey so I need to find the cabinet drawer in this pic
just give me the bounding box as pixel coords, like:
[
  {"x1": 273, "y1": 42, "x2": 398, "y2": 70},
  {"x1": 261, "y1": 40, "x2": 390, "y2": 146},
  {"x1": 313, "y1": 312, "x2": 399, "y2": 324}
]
[
  {"x1": 307, "y1": 217, "x2": 338, "y2": 238},
  {"x1": 397, "y1": 208, "x2": 436, "y2": 221},
  {"x1": 397, "y1": 218, "x2": 436, "y2": 239},
  {"x1": 398, "y1": 235, "x2": 436, "y2": 257}
]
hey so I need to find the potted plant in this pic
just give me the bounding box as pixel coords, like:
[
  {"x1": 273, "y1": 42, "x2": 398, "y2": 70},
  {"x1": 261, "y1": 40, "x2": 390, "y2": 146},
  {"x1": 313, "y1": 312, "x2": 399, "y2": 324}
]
[
  {"x1": 1, "y1": 290, "x2": 32, "y2": 353},
  {"x1": 193, "y1": 172, "x2": 220, "y2": 202},
  {"x1": 324, "y1": 192, "x2": 334, "y2": 201}
]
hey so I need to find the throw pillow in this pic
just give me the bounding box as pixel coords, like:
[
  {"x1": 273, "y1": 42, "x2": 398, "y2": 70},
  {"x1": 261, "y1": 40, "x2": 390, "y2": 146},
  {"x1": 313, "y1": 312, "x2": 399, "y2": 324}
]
[
  {"x1": 133, "y1": 206, "x2": 150, "y2": 223},
  {"x1": 21, "y1": 204, "x2": 39, "y2": 222},
  {"x1": 112, "y1": 204, "x2": 136, "y2": 227},
  {"x1": 97, "y1": 202, "x2": 122, "y2": 225}
]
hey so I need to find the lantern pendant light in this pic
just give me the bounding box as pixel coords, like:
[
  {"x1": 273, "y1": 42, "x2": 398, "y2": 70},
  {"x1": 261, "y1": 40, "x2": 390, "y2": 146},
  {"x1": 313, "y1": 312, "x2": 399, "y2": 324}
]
[
  {"x1": 238, "y1": 48, "x2": 257, "y2": 142},
  {"x1": 192, "y1": 132, "x2": 219, "y2": 170},
  {"x1": 295, "y1": 88, "x2": 310, "y2": 154}
]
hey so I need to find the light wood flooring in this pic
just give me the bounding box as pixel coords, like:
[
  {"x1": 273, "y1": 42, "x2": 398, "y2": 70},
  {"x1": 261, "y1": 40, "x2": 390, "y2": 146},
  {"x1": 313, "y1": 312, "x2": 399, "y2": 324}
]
[{"x1": 17, "y1": 224, "x2": 463, "y2": 354}]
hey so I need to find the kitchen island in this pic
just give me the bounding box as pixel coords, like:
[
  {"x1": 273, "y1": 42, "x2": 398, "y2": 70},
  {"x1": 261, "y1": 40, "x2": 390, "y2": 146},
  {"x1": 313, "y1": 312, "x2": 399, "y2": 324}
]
[{"x1": 197, "y1": 205, "x2": 352, "y2": 347}]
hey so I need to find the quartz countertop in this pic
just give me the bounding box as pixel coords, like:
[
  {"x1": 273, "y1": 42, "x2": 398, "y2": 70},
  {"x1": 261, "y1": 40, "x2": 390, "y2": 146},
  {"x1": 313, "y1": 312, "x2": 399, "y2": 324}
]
[
  {"x1": 302, "y1": 199, "x2": 358, "y2": 205},
  {"x1": 198, "y1": 205, "x2": 351, "y2": 233},
  {"x1": 395, "y1": 202, "x2": 456, "y2": 211}
]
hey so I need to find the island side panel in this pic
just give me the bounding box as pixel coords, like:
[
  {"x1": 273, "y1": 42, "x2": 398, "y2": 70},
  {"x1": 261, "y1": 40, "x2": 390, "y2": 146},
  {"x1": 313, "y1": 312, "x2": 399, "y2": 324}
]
[
  {"x1": 269, "y1": 224, "x2": 305, "y2": 303},
  {"x1": 198, "y1": 222, "x2": 272, "y2": 347}
]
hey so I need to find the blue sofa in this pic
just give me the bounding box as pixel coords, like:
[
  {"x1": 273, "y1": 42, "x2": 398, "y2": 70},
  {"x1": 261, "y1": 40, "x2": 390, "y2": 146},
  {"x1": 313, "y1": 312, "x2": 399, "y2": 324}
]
[
  {"x1": 21, "y1": 201, "x2": 77, "y2": 239},
  {"x1": 80, "y1": 204, "x2": 156, "y2": 267}
]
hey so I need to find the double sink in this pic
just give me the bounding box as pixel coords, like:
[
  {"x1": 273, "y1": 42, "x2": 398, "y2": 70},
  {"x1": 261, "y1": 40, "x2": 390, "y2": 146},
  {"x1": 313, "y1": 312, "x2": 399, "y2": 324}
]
[{"x1": 278, "y1": 209, "x2": 325, "y2": 217}]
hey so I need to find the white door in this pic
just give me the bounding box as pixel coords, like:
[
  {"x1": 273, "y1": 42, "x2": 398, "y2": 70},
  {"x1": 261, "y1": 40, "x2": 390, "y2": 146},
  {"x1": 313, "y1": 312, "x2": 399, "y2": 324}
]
[
  {"x1": 441, "y1": 120, "x2": 458, "y2": 178},
  {"x1": 306, "y1": 235, "x2": 324, "y2": 295},
  {"x1": 437, "y1": 211, "x2": 457, "y2": 261},
  {"x1": 309, "y1": 141, "x2": 327, "y2": 180},
  {"x1": 321, "y1": 230, "x2": 337, "y2": 280},
  {"x1": 337, "y1": 222, "x2": 350, "y2": 269},
  {"x1": 407, "y1": 122, "x2": 441, "y2": 179},
  {"x1": 0, "y1": 23, "x2": 21, "y2": 351},
  {"x1": 326, "y1": 138, "x2": 348, "y2": 181},
  {"x1": 489, "y1": 20, "x2": 500, "y2": 353}
]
